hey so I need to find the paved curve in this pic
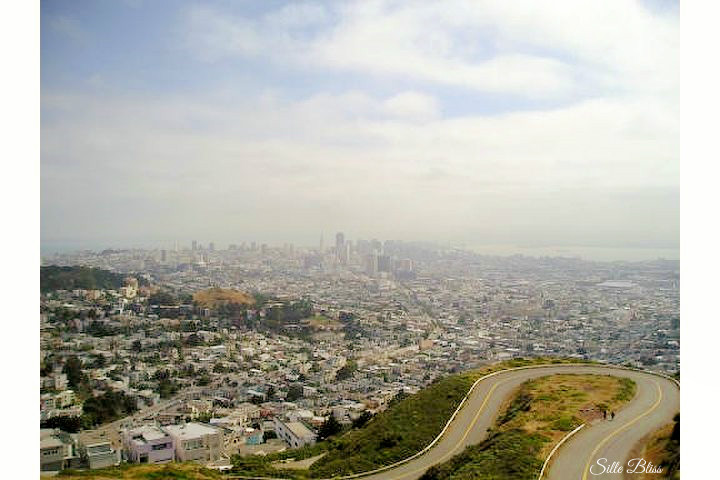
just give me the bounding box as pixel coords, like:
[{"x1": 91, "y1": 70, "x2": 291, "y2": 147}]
[{"x1": 352, "y1": 365, "x2": 679, "y2": 480}]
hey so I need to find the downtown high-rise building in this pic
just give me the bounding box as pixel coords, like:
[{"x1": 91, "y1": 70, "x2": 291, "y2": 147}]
[{"x1": 336, "y1": 232, "x2": 347, "y2": 264}]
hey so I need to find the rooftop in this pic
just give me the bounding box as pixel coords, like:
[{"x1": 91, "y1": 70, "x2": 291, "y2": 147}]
[
  {"x1": 128, "y1": 425, "x2": 169, "y2": 444},
  {"x1": 284, "y1": 421, "x2": 315, "y2": 439},
  {"x1": 164, "y1": 422, "x2": 219, "y2": 440}
]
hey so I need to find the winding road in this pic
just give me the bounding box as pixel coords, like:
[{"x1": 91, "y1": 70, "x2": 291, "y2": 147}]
[{"x1": 351, "y1": 364, "x2": 679, "y2": 480}]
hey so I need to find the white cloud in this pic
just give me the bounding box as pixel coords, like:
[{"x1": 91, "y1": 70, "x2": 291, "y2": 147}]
[
  {"x1": 383, "y1": 92, "x2": 439, "y2": 120},
  {"x1": 182, "y1": 0, "x2": 677, "y2": 99},
  {"x1": 41, "y1": 87, "x2": 678, "y2": 244}
]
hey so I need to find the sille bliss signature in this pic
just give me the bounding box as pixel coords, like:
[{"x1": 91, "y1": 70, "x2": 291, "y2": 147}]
[{"x1": 591, "y1": 458, "x2": 663, "y2": 475}]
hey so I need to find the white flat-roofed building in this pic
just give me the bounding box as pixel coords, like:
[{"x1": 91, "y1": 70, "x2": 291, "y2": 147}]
[
  {"x1": 124, "y1": 425, "x2": 175, "y2": 464},
  {"x1": 40, "y1": 429, "x2": 76, "y2": 471},
  {"x1": 273, "y1": 418, "x2": 316, "y2": 449},
  {"x1": 163, "y1": 422, "x2": 223, "y2": 463},
  {"x1": 85, "y1": 441, "x2": 120, "y2": 469}
]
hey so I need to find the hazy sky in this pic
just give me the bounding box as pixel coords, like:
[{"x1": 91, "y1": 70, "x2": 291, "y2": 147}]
[{"x1": 41, "y1": 0, "x2": 679, "y2": 254}]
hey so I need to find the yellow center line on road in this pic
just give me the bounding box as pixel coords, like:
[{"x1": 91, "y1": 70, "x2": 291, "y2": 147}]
[
  {"x1": 581, "y1": 380, "x2": 663, "y2": 480},
  {"x1": 387, "y1": 378, "x2": 508, "y2": 480}
]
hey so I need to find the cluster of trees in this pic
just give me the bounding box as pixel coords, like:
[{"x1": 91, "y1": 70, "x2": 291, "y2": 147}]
[
  {"x1": 86, "y1": 320, "x2": 119, "y2": 337},
  {"x1": 335, "y1": 360, "x2": 358, "y2": 382},
  {"x1": 62, "y1": 355, "x2": 92, "y2": 399},
  {"x1": 40, "y1": 415, "x2": 83, "y2": 433},
  {"x1": 153, "y1": 369, "x2": 180, "y2": 399},
  {"x1": 41, "y1": 266, "x2": 126, "y2": 293},
  {"x1": 339, "y1": 311, "x2": 369, "y2": 340},
  {"x1": 318, "y1": 416, "x2": 343, "y2": 440},
  {"x1": 82, "y1": 390, "x2": 138, "y2": 427},
  {"x1": 286, "y1": 384, "x2": 304, "y2": 402}
]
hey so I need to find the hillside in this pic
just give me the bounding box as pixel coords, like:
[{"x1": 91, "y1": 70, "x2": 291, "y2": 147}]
[
  {"x1": 55, "y1": 462, "x2": 221, "y2": 480},
  {"x1": 420, "y1": 373, "x2": 636, "y2": 480},
  {"x1": 41, "y1": 266, "x2": 126, "y2": 293},
  {"x1": 192, "y1": 287, "x2": 255, "y2": 308},
  {"x1": 229, "y1": 357, "x2": 592, "y2": 478}
]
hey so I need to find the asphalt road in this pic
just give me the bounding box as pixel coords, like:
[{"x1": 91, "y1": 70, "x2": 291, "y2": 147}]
[{"x1": 356, "y1": 364, "x2": 679, "y2": 480}]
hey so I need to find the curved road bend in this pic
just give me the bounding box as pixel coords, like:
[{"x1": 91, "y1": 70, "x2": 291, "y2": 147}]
[{"x1": 356, "y1": 365, "x2": 678, "y2": 480}]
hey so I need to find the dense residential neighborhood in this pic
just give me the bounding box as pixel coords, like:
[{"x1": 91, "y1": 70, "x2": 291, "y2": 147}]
[{"x1": 40, "y1": 239, "x2": 679, "y2": 473}]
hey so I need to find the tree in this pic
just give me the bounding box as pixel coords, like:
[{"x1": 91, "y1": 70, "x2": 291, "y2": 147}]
[
  {"x1": 81, "y1": 390, "x2": 137, "y2": 427},
  {"x1": 318, "y1": 415, "x2": 342, "y2": 440},
  {"x1": 40, "y1": 416, "x2": 82, "y2": 433},
  {"x1": 185, "y1": 333, "x2": 204, "y2": 347},
  {"x1": 335, "y1": 361, "x2": 358, "y2": 381},
  {"x1": 352, "y1": 411, "x2": 373, "y2": 429},
  {"x1": 286, "y1": 385, "x2": 304, "y2": 402},
  {"x1": 91, "y1": 354, "x2": 106, "y2": 369},
  {"x1": 148, "y1": 290, "x2": 177, "y2": 306},
  {"x1": 266, "y1": 385, "x2": 276, "y2": 401},
  {"x1": 63, "y1": 355, "x2": 87, "y2": 391}
]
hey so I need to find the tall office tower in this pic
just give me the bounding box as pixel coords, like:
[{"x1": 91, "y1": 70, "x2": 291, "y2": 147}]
[
  {"x1": 319, "y1": 231, "x2": 324, "y2": 253},
  {"x1": 365, "y1": 252, "x2": 379, "y2": 277},
  {"x1": 335, "y1": 232, "x2": 344, "y2": 256},
  {"x1": 356, "y1": 239, "x2": 370, "y2": 256},
  {"x1": 160, "y1": 249, "x2": 167, "y2": 262},
  {"x1": 336, "y1": 232, "x2": 346, "y2": 264},
  {"x1": 192, "y1": 240, "x2": 198, "y2": 251},
  {"x1": 209, "y1": 242, "x2": 215, "y2": 252},
  {"x1": 378, "y1": 254, "x2": 393, "y2": 273},
  {"x1": 174, "y1": 241, "x2": 178, "y2": 252}
]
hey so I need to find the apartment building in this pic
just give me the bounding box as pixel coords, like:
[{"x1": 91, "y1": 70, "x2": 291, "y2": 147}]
[
  {"x1": 40, "y1": 429, "x2": 76, "y2": 471},
  {"x1": 273, "y1": 417, "x2": 317, "y2": 449},
  {"x1": 123, "y1": 425, "x2": 175, "y2": 464},
  {"x1": 163, "y1": 422, "x2": 223, "y2": 463}
]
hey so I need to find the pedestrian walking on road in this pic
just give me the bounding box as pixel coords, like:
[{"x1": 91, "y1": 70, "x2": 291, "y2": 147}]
[{"x1": 611, "y1": 411, "x2": 615, "y2": 420}]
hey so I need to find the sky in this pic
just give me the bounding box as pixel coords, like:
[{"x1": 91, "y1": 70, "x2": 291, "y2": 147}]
[{"x1": 41, "y1": 0, "x2": 679, "y2": 257}]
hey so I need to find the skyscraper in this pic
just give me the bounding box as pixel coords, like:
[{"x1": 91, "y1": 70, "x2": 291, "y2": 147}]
[
  {"x1": 191, "y1": 240, "x2": 198, "y2": 251},
  {"x1": 336, "y1": 232, "x2": 346, "y2": 264},
  {"x1": 365, "y1": 252, "x2": 379, "y2": 277}
]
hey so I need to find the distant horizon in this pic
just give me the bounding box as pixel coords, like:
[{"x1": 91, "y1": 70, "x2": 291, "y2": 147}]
[{"x1": 40, "y1": 238, "x2": 679, "y2": 263}]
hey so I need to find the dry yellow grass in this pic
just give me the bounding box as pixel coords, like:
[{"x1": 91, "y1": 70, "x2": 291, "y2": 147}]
[
  {"x1": 305, "y1": 315, "x2": 342, "y2": 329},
  {"x1": 53, "y1": 462, "x2": 221, "y2": 479},
  {"x1": 192, "y1": 287, "x2": 255, "y2": 308},
  {"x1": 497, "y1": 374, "x2": 636, "y2": 457},
  {"x1": 629, "y1": 422, "x2": 675, "y2": 480}
]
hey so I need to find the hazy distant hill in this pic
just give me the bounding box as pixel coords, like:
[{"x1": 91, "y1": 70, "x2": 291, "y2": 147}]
[
  {"x1": 192, "y1": 287, "x2": 255, "y2": 308},
  {"x1": 40, "y1": 265, "x2": 126, "y2": 293}
]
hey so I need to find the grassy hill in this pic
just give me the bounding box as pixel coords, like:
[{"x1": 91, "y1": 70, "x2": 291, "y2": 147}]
[
  {"x1": 55, "y1": 463, "x2": 221, "y2": 480},
  {"x1": 420, "y1": 373, "x2": 636, "y2": 480},
  {"x1": 631, "y1": 414, "x2": 679, "y2": 480},
  {"x1": 41, "y1": 266, "x2": 126, "y2": 293},
  {"x1": 192, "y1": 287, "x2": 255, "y2": 308}
]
